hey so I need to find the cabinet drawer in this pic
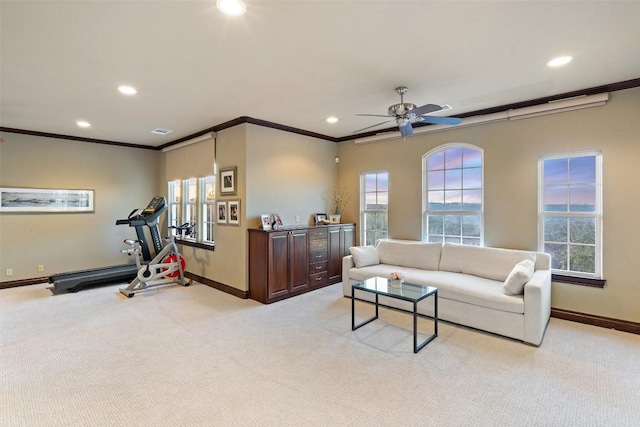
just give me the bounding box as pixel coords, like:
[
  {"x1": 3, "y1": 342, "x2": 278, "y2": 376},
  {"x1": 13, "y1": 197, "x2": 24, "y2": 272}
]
[
  {"x1": 309, "y1": 228, "x2": 328, "y2": 240},
  {"x1": 309, "y1": 271, "x2": 328, "y2": 286},
  {"x1": 309, "y1": 250, "x2": 328, "y2": 263},
  {"x1": 309, "y1": 239, "x2": 327, "y2": 251},
  {"x1": 309, "y1": 261, "x2": 328, "y2": 274}
]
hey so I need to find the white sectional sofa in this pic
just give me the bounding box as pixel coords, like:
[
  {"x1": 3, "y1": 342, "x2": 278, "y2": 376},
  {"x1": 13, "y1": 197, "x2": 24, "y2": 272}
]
[{"x1": 342, "y1": 240, "x2": 551, "y2": 346}]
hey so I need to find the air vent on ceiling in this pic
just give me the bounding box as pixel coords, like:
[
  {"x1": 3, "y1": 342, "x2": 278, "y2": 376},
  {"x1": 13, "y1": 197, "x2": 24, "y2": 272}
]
[{"x1": 151, "y1": 128, "x2": 173, "y2": 135}]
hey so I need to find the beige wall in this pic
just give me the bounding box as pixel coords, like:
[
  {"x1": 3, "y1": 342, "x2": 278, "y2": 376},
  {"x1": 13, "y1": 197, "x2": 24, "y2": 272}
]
[
  {"x1": 174, "y1": 124, "x2": 338, "y2": 293},
  {"x1": 337, "y1": 86, "x2": 640, "y2": 323},
  {"x1": 0, "y1": 133, "x2": 161, "y2": 281}
]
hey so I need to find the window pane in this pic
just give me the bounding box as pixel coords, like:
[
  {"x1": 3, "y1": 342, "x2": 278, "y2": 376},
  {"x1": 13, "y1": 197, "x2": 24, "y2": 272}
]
[
  {"x1": 462, "y1": 168, "x2": 482, "y2": 189},
  {"x1": 569, "y1": 245, "x2": 595, "y2": 273},
  {"x1": 444, "y1": 190, "x2": 461, "y2": 210},
  {"x1": 377, "y1": 173, "x2": 389, "y2": 191},
  {"x1": 365, "y1": 231, "x2": 378, "y2": 246},
  {"x1": 444, "y1": 215, "x2": 461, "y2": 236},
  {"x1": 428, "y1": 215, "x2": 443, "y2": 235},
  {"x1": 462, "y1": 190, "x2": 482, "y2": 211},
  {"x1": 544, "y1": 217, "x2": 568, "y2": 243},
  {"x1": 428, "y1": 151, "x2": 445, "y2": 170},
  {"x1": 428, "y1": 171, "x2": 445, "y2": 190},
  {"x1": 462, "y1": 237, "x2": 481, "y2": 246},
  {"x1": 445, "y1": 236, "x2": 461, "y2": 244},
  {"x1": 188, "y1": 178, "x2": 197, "y2": 202},
  {"x1": 544, "y1": 158, "x2": 568, "y2": 185},
  {"x1": 444, "y1": 169, "x2": 462, "y2": 189},
  {"x1": 445, "y1": 148, "x2": 463, "y2": 169},
  {"x1": 205, "y1": 176, "x2": 215, "y2": 201},
  {"x1": 376, "y1": 191, "x2": 388, "y2": 209},
  {"x1": 570, "y1": 156, "x2": 596, "y2": 184},
  {"x1": 428, "y1": 235, "x2": 443, "y2": 243},
  {"x1": 569, "y1": 185, "x2": 596, "y2": 212},
  {"x1": 462, "y1": 215, "x2": 481, "y2": 237},
  {"x1": 545, "y1": 243, "x2": 568, "y2": 270},
  {"x1": 428, "y1": 191, "x2": 444, "y2": 210},
  {"x1": 365, "y1": 192, "x2": 377, "y2": 210},
  {"x1": 365, "y1": 174, "x2": 377, "y2": 192},
  {"x1": 462, "y1": 149, "x2": 482, "y2": 168},
  {"x1": 569, "y1": 217, "x2": 595, "y2": 244},
  {"x1": 544, "y1": 187, "x2": 568, "y2": 211}
]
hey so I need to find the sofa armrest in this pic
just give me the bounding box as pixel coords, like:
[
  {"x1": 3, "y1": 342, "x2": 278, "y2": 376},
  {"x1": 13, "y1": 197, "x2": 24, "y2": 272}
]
[
  {"x1": 342, "y1": 255, "x2": 355, "y2": 280},
  {"x1": 523, "y1": 269, "x2": 552, "y2": 346}
]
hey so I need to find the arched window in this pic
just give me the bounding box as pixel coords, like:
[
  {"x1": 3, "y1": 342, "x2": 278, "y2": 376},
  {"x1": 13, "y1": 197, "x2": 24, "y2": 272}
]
[{"x1": 423, "y1": 144, "x2": 483, "y2": 245}]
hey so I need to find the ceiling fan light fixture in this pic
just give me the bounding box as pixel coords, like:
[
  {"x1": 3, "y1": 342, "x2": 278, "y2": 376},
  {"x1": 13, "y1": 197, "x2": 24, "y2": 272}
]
[{"x1": 216, "y1": 0, "x2": 246, "y2": 16}]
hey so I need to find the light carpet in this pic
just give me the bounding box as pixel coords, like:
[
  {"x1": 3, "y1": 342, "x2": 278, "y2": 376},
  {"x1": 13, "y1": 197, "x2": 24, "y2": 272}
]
[{"x1": 1, "y1": 282, "x2": 639, "y2": 426}]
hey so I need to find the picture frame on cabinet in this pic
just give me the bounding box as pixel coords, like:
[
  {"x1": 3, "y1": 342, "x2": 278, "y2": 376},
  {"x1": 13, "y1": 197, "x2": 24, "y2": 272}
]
[
  {"x1": 315, "y1": 213, "x2": 327, "y2": 225},
  {"x1": 220, "y1": 166, "x2": 237, "y2": 196},
  {"x1": 260, "y1": 214, "x2": 271, "y2": 230},
  {"x1": 228, "y1": 200, "x2": 240, "y2": 226},
  {"x1": 217, "y1": 201, "x2": 227, "y2": 224},
  {"x1": 271, "y1": 213, "x2": 283, "y2": 230}
]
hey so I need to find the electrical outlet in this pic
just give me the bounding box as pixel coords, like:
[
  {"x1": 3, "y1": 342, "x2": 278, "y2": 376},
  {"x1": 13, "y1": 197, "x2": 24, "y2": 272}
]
[
  {"x1": 6, "y1": 268, "x2": 13, "y2": 276},
  {"x1": 37, "y1": 264, "x2": 45, "y2": 272}
]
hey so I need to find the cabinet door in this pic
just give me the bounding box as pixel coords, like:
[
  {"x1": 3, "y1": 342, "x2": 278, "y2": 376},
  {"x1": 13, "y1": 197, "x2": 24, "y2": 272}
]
[
  {"x1": 288, "y1": 230, "x2": 309, "y2": 292},
  {"x1": 268, "y1": 232, "x2": 290, "y2": 299},
  {"x1": 327, "y1": 227, "x2": 342, "y2": 282},
  {"x1": 341, "y1": 226, "x2": 355, "y2": 256}
]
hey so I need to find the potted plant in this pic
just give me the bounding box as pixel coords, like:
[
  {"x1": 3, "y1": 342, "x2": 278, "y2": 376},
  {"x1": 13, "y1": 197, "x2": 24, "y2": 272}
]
[{"x1": 324, "y1": 184, "x2": 351, "y2": 223}]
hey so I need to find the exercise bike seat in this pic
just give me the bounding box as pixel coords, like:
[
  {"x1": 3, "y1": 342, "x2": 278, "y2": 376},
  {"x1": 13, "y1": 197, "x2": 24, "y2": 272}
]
[{"x1": 123, "y1": 239, "x2": 140, "y2": 246}]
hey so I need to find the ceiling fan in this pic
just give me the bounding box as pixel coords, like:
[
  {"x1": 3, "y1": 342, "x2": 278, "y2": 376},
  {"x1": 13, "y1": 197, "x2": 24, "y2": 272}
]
[{"x1": 355, "y1": 86, "x2": 462, "y2": 137}]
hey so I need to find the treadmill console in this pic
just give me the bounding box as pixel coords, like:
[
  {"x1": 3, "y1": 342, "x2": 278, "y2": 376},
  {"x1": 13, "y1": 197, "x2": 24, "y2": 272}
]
[{"x1": 143, "y1": 196, "x2": 166, "y2": 214}]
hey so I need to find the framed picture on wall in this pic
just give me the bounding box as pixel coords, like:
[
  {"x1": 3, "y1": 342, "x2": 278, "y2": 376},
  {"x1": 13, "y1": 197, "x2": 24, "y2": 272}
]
[
  {"x1": 217, "y1": 201, "x2": 227, "y2": 224},
  {"x1": 0, "y1": 187, "x2": 94, "y2": 213},
  {"x1": 228, "y1": 200, "x2": 240, "y2": 226},
  {"x1": 220, "y1": 166, "x2": 237, "y2": 196}
]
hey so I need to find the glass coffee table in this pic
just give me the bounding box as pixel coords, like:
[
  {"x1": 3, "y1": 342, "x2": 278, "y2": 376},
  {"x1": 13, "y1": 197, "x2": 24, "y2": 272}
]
[{"x1": 352, "y1": 276, "x2": 438, "y2": 353}]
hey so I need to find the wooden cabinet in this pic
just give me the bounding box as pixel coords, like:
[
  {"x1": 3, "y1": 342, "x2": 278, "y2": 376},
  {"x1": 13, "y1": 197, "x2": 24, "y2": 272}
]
[{"x1": 248, "y1": 223, "x2": 355, "y2": 304}]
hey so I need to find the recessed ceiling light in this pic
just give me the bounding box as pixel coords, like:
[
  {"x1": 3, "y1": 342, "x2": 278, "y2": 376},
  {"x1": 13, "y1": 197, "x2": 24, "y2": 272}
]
[
  {"x1": 326, "y1": 117, "x2": 338, "y2": 124},
  {"x1": 118, "y1": 85, "x2": 137, "y2": 95},
  {"x1": 151, "y1": 128, "x2": 173, "y2": 135},
  {"x1": 216, "y1": 0, "x2": 246, "y2": 16},
  {"x1": 77, "y1": 121, "x2": 91, "y2": 128},
  {"x1": 547, "y1": 56, "x2": 573, "y2": 68}
]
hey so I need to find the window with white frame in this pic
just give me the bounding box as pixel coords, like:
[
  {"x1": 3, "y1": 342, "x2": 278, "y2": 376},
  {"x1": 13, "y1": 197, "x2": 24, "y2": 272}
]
[
  {"x1": 423, "y1": 144, "x2": 483, "y2": 245},
  {"x1": 539, "y1": 151, "x2": 602, "y2": 277},
  {"x1": 167, "y1": 175, "x2": 216, "y2": 244},
  {"x1": 361, "y1": 171, "x2": 388, "y2": 245}
]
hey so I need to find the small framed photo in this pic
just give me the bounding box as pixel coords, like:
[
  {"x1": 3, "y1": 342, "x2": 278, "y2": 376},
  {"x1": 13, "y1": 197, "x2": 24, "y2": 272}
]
[
  {"x1": 271, "y1": 213, "x2": 283, "y2": 229},
  {"x1": 228, "y1": 200, "x2": 240, "y2": 226},
  {"x1": 220, "y1": 166, "x2": 237, "y2": 196},
  {"x1": 261, "y1": 214, "x2": 271, "y2": 230},
  {"x1": 217, "y1": 201, "x2": 227, "y2": 224},
  {"x1": 315, "y1": 213, "x2": 327, "y2": 225}
]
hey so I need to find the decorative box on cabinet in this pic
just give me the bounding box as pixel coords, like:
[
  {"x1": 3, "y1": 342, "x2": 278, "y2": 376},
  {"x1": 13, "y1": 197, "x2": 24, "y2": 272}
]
[{"x1": 248, "y1": 224, "x2": 355, "y2": 304}]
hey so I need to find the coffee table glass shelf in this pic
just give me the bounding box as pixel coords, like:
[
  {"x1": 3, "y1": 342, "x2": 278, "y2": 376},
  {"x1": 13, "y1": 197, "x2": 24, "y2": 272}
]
[{"x1": 351, "y1": 276, "x2": 438, "y2": 353}]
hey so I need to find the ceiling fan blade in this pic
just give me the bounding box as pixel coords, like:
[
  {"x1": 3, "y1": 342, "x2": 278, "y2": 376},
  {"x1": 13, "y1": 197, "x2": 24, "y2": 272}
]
[
  {"x1": 399, "y1": 122, "x2": 414, "y2": 137},
  {"x1": 353, "y1": 119, "x2": 394, "y2": 133},
  {"x1": 416, "y1": 116, "x2": 463, "y2": 126},
  {"x1": 356, "y1": 114, "x2": 393, "y2": 118},
  {"x1": 408, "y1": 103, "x2": 443, "y2": 116}
]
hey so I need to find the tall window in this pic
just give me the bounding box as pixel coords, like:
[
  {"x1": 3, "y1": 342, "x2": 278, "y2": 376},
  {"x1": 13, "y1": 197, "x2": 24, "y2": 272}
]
[
  {"x1": 423, "y1": 144, "x2": 483, "y2": 245},
  {"x1": 361, "y1": 171, "x2": 388, "y2": 245},
  {"x1": 539, "y1": 151, "x2": 602, "y2": 277},
  {"x1": 167, "y1": 175, "x2": 216, "y2": 244}
]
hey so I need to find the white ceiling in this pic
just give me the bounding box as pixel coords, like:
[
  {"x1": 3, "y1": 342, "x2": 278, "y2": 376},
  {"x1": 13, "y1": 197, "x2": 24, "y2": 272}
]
[{"x1": 2, "y1": 1, "x2": 640, "y2": 148}]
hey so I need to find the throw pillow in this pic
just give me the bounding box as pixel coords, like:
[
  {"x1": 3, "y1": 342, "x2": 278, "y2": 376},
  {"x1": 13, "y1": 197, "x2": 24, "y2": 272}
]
[
  {"x1": 502, "y1": 259, "x2": 535, "y2": 295},
  {"x1": 350, "y1": 246, "x2": 380, "y2": 268}
]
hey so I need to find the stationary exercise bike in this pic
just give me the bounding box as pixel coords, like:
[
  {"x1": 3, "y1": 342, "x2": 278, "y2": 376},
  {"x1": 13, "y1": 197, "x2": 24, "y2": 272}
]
[{"x1": 119, "y1": 222, "x2": 194, "y2": 298}]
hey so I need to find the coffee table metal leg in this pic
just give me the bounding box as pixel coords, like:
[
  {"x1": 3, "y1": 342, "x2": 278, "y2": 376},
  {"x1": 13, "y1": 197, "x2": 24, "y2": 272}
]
[
  {"x1": 352, "y1": 288, "x2": 378, "y2": 331},
  {"x1": 414, "y1": 293, "x2": 438, "y2": 353}
]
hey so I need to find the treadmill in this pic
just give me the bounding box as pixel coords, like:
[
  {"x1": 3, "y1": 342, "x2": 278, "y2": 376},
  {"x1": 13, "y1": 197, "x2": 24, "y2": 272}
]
[{"x1": 48, "y1": 196, "x2": 168, "y2": 293}]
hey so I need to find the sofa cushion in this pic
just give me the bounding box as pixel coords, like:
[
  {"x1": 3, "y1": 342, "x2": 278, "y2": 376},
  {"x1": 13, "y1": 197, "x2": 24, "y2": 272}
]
[
  {"x1": 349, "y1": 245, "x2": 380, "y2": 268},
  {"x1": 438, "y1": 243, "x2": 536, "y2": 282},
  {"x1": 376, "y1": 240, "x2": 442, "y2": 271},
  {"x1": 502, "y1": 259, "x2": 535, "y2": 295}
]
